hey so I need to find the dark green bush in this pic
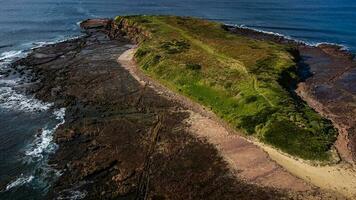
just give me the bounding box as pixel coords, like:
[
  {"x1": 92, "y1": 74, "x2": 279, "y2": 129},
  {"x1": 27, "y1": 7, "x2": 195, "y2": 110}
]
[
  {"x1": 186, "y1": 63, "x2": 202, "y2": 70},
  {"x1": 261, "y1": 119, "x2": 335, "y2": 160},
  {"x1": 135, "y1": 48, "x2": 149, "y2": 58},
  {"x1": 239, "y1": 107, "x2": 277, "y2": 134},
  {"x1": 160, "y1": 40, "x2": 190, "y2": 54},
  {"x1": 142, "y1": 54, "x2": 161, "y2": 70}
]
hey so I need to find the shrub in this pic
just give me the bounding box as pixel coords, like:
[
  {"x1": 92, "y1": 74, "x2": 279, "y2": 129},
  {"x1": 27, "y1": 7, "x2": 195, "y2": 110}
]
[
  {"x1": 239, "y1": 107, "x2": 277, "y2": 134},
  {"x1": 186, "y1": 63, "x2": 202, "y2": 70},
  {"x1": 160, "y1": 40, "x2": 190, "y2": 54},
  {"x1": 260, "y1": 119, "x2": 335, "y2": 160}
]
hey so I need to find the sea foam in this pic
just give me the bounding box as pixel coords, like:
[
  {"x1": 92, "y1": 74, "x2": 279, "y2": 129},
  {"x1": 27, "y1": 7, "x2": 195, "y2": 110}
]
[
  {"x1": 0, "y1": 87, "x2": 53, "y2": 112},
  {"x1": 25, "y1": 108, "x2": 66, "y2": 159},
  {"x1": 0, "y1": 38, "x2": 72, "y2": 194},
  {"x1": 0, "y1": 48, "x2": 54, "y2": 113},
  {"x1": 0, "y1": 50, "x2": 26, "y2": 62},
  {"x1": 4, "y1": 108, "x2": 66, "y2": 191},
  {"x1": 5, "y1": 175, "x2": 34, "y2": 191},
  {"x1": 231, "y1": 24, "x2": 350, "y2": 50}
]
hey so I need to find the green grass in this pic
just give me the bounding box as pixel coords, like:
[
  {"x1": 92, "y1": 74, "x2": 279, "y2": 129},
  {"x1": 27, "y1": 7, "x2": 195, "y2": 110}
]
[{"x1": 114, "y1": 15, "x2": 337, "y2": 161}]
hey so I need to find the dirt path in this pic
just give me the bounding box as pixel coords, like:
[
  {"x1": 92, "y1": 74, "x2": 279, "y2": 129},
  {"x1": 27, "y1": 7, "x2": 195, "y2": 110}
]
[{"x1": 117, "y1": 47, "x2": 356, "y2": 199}]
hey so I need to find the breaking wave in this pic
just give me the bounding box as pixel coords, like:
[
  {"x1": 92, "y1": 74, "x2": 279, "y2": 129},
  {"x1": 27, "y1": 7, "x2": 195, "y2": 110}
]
[
  {"x1": 25, "y1": 108, "x2": 66, "y2": 160},
  {"x1": 0, "y1": 50, "x2": 53, "y2": 113},
  {"x1": 0, "y1": 40, "x2": 67, "y2": 193},
  {"x1": 5, "y1": 175, "x2": 34, "y2": 191},
  {"x1": 0, "y1": 87, "x2": 53, "y2": 112},
  {"x1": 3, "y1": 108, "x2": 66, "y2": 192},
  {"x1": 0, "y1": 50, "x2": 26, "y2": 62},
  {"x1": 232, "y1": 24, "x2": 350, "y2": 50}
]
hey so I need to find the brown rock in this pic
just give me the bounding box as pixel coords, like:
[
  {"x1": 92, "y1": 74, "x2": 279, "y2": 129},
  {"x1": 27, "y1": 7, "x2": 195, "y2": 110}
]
[{"x1": 80, "y1": 19, "x2": 111, "y2": 30}]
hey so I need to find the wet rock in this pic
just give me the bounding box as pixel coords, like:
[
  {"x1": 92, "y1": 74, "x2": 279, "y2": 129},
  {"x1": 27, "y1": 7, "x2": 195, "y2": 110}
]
[
  {"x1": 80, "y1": 19, "x2": 112, "y2": 30},
  {"x1": 317, "y1": 43, "x2": 354, "y2": 60}
]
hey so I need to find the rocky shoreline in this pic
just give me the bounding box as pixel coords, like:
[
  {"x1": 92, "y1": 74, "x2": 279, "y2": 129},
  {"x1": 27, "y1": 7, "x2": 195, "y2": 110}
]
[
  {"x1": 13, "y1": 21, "x2": 291, "y2": 200},
  {"x1": 7, "y1": 18, "x2": 355, "y2": 199}
]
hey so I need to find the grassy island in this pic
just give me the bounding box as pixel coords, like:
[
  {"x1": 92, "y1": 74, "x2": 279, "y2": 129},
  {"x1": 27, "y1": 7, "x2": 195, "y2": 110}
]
[{"x1": 114, "y1": 15, "x2": 337, "y2": 161}]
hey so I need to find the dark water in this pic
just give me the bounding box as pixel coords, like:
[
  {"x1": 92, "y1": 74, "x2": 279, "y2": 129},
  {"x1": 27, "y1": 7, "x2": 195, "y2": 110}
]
[
  {"x1": 0, "y1": 111, "x2": 62, "y2": 200},
  {"x1": 0, "y1": 0, "x2": 355, "y2": 199},
  {"x1": 0, "y1": 48, "x2": 65, "y2": 198}
]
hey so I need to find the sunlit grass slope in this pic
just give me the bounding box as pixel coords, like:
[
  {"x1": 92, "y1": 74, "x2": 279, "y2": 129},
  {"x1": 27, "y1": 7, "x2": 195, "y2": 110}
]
[{"x1": 115, "y1": 15, "x2": 337, "y2": 161}]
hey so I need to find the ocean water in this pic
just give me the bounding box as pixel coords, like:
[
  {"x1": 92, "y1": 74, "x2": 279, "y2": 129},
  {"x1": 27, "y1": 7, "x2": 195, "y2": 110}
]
[
  {"x1": 1, "y1": 0, "x2": 356, "y2": 55},
  {"x1": 0, "y1": 0, "x2": 355, "y2": 199},
  {"x1": 0, "y1": 48, "x2": 66, "y2": 199}
]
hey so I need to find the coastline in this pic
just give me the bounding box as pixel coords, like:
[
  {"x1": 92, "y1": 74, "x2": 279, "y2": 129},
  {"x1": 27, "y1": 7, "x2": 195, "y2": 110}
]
[
  {"x1": 1, "y1": 16, "x2": 355, "y2": 199},
  {"x1": 14, "y1": 25, "x2": 291, "y2": 199}
]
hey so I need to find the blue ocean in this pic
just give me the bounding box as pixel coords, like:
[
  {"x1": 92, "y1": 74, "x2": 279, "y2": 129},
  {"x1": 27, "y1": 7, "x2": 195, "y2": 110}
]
[{"x1": 0, "y1": 0, "x2": 355, "y2": 199}]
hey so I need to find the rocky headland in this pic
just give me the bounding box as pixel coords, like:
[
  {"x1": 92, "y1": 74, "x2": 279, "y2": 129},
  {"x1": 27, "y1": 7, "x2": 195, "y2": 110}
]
[{"x1": 6, "y1": 17, "x2": 356, "y2": 199}]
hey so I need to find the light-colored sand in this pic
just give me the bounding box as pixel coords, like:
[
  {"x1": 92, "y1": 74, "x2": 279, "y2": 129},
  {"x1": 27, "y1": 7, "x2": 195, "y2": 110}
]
[
  {"x1": 118, "y1": 47, "x2": 356, "y2": 199},
  {"x1": 186, "y1": 111, "x2": 311, "y2": 191},
  {"x1": 256, "y1": 142, "x2": 356, "y2": 199}
]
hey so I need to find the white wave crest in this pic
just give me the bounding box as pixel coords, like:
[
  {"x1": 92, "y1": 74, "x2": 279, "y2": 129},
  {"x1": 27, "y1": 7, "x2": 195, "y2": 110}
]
[
  {"x1": 28, "y1": 35, "x2": 84, "y2": 49},
  {"x1": 0, "y1": 50, "x2": 26, "y2": 63},
  {"x1": 234, "y1": 24, "x2": 296, "y2": 40},
  {"x1": 0, "y1": 47, "x2": 52, "y2": 113},
  {"x1": 315, "y1": 42, "x2": 349, "y2": 51},
  {"x1": 5, "y1": 175, "x2": 34, "y2": 191},
  {"x1": 0, "y1": 87, "x2": 53, "y2": 112},
  {"x1": 228, "y1": 24, "x2": 351, "y2": 50},
  {"x1": 25, "y1": 108, "x2": 66, "y2": 159}
]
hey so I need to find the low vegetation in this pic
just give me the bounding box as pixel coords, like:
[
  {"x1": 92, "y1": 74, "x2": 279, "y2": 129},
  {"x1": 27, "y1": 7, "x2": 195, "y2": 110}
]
[{"x1": 114, "y1": 15, "x2": 337, "y2": 161}]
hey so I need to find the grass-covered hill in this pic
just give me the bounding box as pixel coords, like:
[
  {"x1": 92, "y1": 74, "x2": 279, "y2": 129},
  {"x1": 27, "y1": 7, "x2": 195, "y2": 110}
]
[{"x1": 114, "y1": 15, "x2": 337, "y2": 161}]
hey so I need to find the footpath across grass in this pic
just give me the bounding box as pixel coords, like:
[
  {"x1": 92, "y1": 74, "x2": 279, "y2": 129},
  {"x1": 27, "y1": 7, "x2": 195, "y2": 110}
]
[{"x1": 115, "y1": 15, "x2": 337, "y2": 161}]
